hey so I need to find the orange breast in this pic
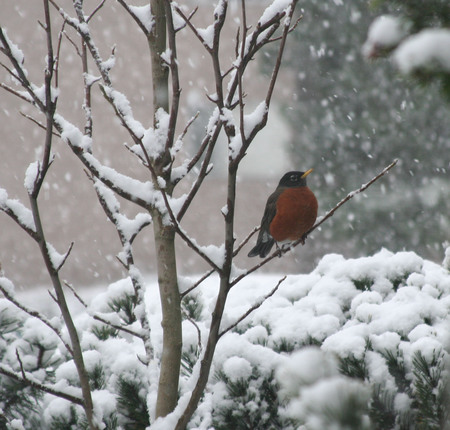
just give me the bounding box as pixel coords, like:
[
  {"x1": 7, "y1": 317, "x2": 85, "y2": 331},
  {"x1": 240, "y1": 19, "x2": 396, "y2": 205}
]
[{"x1": 269, "y1": 187, "x2": 318, "y2": 242}]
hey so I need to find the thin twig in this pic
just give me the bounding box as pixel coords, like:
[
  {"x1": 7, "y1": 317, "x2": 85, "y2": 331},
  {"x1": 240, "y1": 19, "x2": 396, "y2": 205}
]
[
  {"x1": 64, "y1": 281, "x2": 88, "y2": 307},
  {"x1": 182, "y1": 310, "x2": 203, "y2": 353},
  {"x1": 233, "y1": 226, "x2": 259, "y2": 257},
  {"x1": 86, "y1": 0, "x2": 106, "y2": 23},
  {"x1": 55, "y1": 241, "x2": 74, "y2": 272},
  {"x1": 64, "y1": 281, "x2": 146, "y2": 340},
  {"x1": 219, "y1": 275, "x2": 287, "y2": 338},
  {"x1": 180, "y1": 269, "x2": 215, "y2": 299},
  {"x1": 16, "y1": 349, "x2": 27, "y2": 380},
  {"x1": 19, "y1": 112, "x2": 61, "y2": 137},
  {"x1": 302, "y1": 159, "x2": 399, "y2": 240},
  {"x1": 0, "y1": 281, "x2": 73, "y2": 355}
]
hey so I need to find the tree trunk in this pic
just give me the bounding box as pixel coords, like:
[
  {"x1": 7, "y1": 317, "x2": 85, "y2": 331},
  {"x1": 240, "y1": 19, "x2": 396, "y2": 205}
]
[
  {"x1": 146, "y1": 0, "x2": 182, "y2": 419},
  {"x1": 153, "y1": 217, "x2": 182, "y2": 418}
]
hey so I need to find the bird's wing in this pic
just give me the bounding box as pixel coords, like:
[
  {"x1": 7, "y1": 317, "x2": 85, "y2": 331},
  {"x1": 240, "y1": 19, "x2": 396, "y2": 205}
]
[{"x1": 257, "y1": 188, "x2": 282, "y2": 242}]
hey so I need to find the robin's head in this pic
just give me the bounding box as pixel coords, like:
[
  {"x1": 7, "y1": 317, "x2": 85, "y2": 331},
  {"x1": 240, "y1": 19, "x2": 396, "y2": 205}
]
[{"x1": 278, "y1": 169, "x2": 313, "y2": 187}]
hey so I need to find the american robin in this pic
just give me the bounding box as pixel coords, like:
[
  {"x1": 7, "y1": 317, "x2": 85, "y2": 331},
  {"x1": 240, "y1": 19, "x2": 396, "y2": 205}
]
[{"x1": 248, "y1": 169, "x2": 318, "y2": 258}]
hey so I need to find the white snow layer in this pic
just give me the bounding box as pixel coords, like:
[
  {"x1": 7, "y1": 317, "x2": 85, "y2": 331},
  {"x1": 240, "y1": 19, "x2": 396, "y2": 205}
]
[
  {"x1": 363, "y1": 15, "x2": 407, "y2": 56},
  {"x1": 364, "y1": 16, "x2": 450, "y2": 77},
  {"x1": 393, "y1": 28, "x2": 450, "y2": 74},
  {"x1": 2, "y1": 248, "x2": 449, "y2": 428}
]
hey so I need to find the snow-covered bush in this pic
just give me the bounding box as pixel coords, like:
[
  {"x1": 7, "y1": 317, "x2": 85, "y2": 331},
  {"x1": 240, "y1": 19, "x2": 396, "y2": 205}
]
[
  {"x1": 3, "y1": 249, "x2": 448, "y2": 429},
  {"x1": 364, "y1": 1, "x2": 450, "y2": 98},
  {"x1": 193, "y1": 249, "x2": 450, "y2": 429}
]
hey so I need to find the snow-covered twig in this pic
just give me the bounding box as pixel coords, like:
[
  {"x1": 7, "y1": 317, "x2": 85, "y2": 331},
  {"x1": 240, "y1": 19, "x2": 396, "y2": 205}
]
[
  {"x1": 0, "y1": 279, "x2": 73, "y2": 355},
  {"x1": 0, "y1": 28, "x2": 45, "y2": 111},
  {"x1": 116, "y1": 0, "x2": 151, "y2": 35},
  {"x1": 0, "y1": 363, "x2": 84, "y2": 406},
  {"x1": 163, "y1": 1, "x2": 182, "y2": 159}
]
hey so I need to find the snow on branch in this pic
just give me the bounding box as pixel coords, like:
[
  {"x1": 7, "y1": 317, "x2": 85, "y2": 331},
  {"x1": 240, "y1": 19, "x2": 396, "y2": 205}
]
[
  {"x1": 93, "y1": 179, "x2": 152, "y2": 246},
  {"x1": 0, "y1": 276, "x2": 73, "y2": 354},
  {"x1": 364, "y1": 14, "x2": 450, "y2": 83},
  {"x1": 53, "y1": 114, "x2": 158, "y2": 209},
  {"x1": 243, "y1": 101, "x2": 268, "y2": 140},
  {"x1": 0, "y1": 363, "x2": 83, "y2": 406},
  {"x1": 116, "y1": 1, "x2": 153, "y2": 35},
  {"x1": 393, "y1": 29, "x2": 450, "y2": 75},
  {"x1": 51, "y1": 0, "x2": 113, "y2": 85},
  {"x1": 100, "y1": 86, "x2": 145, "y2": 140},
  {"x1": 0, "y1": 188, "x2": 37, "y2": 239},
  {"x1": 173, "y1": 0, "x2": 227, "y2": 53}
]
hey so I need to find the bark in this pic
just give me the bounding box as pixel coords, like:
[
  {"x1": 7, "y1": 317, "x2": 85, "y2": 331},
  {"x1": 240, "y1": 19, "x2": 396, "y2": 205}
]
[
  {"x1": 29, "y1": 195, "x2": 97, "y2": 430},
  {"x1": 153, "y1": 216, "x2": 182, "y2": 418},
  {"x1": 147, "y1": 0, "x2": 183, "y2": 418}
]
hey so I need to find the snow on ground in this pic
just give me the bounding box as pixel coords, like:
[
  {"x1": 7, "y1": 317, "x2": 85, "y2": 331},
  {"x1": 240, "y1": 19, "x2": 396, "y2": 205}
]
[{"x1": 5, "y1": 248, "x2": 450, "y2": 428}]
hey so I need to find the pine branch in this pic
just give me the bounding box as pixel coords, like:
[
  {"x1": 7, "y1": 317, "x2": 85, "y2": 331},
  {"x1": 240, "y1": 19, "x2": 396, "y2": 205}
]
[{"x1": 0, "y1": 363, "x2": 84, "y2": 406}]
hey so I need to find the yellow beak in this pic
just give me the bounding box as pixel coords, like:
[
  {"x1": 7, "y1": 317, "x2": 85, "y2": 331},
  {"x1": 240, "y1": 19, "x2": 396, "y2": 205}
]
[{"x1": 301, "y1": 168, "x2": 313, "y2": 178}]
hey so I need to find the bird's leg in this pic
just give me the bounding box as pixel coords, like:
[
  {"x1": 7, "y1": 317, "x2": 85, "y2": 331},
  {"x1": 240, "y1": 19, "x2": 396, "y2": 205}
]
[{"x1": 275, "y1": 242, "x2": 283, "y2": 258}]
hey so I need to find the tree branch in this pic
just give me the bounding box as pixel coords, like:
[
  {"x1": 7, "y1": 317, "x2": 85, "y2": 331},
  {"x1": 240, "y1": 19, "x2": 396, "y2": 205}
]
[
  {"x1": 0, "y1": 363, "x2": 84, "y2": 406},
  {"x1": 219, "y1": 275, "x2": 287, "y2": 338},
  {"x1": 233, "y1": 159, "x2": 399, "y2": 285},
  {"x1": 0, "y1": 280, "x2": 73, "y2": 355}
]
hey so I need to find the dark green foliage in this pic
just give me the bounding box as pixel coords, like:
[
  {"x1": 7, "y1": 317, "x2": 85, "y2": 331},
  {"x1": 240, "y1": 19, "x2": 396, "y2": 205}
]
[
  {"x1": 390, "y1": 272, "x2": 410, "y2": 290},
  {"x1": 89, "y1": 363, "x2": 106, "y2": 391},
  {"x1": 48, "y1": 405, "x2": 79, "y2": 430},
  {"x1": 272, "y1": 337, "x2": 296, "y2": 353},
  {"x1": 92, "y1": 324, "x2": 119, "y2": 340},
  {"x1": 339, "y1": 354, "x2": 368, "y2": 380},
  {"x1": 116, "y1": 375, "x2": 150, "y2": 430},
  {"x1": 381, "y1": 349, "x2": 409, "y2": 393},
  {"x1": 108, "y1": 293, "x2": 137, "y2": 325},
  {"x1": 0, "y1": 306, "x2": 53, "y2": 428},
  {"x1": 182, "y1": 292, "x2": 203, "y2": 321},
  {"x1": 181, "y1": 344, "x2": 200, "y2": 377},
  {"x1": 212, "y1": 369, "x2": 294, "y2": 430},
  {"x1": 353, "y1": 277, "x2": 375, "y2": 291},
  {"x1": 412, "y1": 350, "x2": 449, "y2": 429},
  {"x1": 337, "y1": 346, "x2": 450, "y2": 429},
  {"x1": 0, "y1": 377, "x2": 43, "y2": 428},
  {"x1": 370, "y1": 385, "x2": 398, "y2": 430}
]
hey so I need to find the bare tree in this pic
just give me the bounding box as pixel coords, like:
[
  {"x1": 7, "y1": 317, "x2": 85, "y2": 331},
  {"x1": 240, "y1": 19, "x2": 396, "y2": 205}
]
[{"x1": 0, "y1": 0, "x2": 395, "y2": 428}]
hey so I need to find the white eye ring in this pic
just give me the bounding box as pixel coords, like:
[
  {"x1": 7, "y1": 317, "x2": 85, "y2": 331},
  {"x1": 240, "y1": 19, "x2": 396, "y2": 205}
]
[{"x1": 290, "y1": 174, "x2": 298, "y2": 181}]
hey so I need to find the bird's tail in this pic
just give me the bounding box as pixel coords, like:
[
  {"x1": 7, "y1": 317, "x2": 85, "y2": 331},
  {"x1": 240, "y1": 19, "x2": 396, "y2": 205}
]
[{"x1": 247, "y1": 238, "x2": 275, "y2": 258}]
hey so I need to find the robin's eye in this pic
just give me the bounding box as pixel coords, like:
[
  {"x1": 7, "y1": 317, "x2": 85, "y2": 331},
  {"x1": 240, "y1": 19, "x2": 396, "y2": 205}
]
[{"x1": 290, "y1": 174, "x2": 298, "y2": 182}]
